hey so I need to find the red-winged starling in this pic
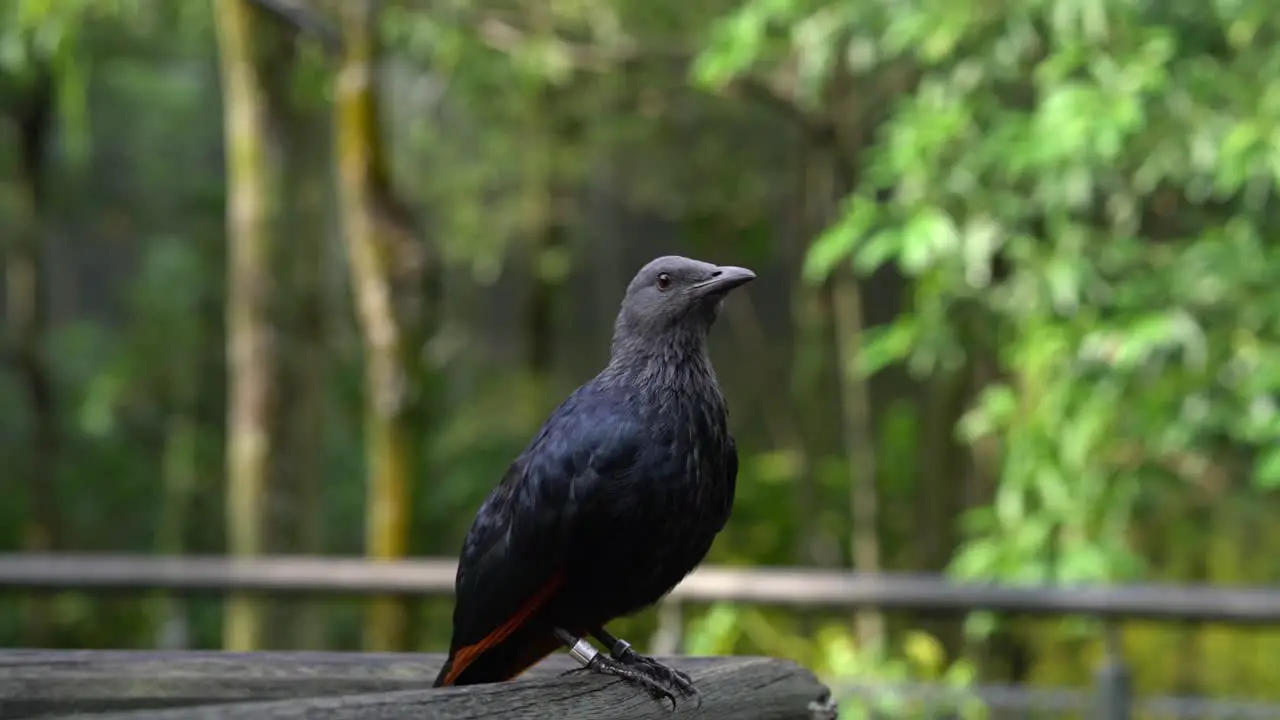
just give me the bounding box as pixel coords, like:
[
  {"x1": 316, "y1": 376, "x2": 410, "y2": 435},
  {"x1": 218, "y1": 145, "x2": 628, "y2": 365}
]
[{"x1": 433, "y1": 256, "x2": 755, "y2": 708}]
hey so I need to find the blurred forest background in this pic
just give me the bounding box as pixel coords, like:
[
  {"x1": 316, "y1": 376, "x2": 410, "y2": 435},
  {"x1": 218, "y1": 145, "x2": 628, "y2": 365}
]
[{"x1": 3, "y1": 0, "x2": 1280, "y2": 706}]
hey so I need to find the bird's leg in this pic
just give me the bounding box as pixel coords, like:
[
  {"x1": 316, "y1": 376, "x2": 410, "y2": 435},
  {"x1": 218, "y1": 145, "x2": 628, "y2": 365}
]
[
  {"x1": 553, "y1": 628, "x2": 679, "y2": 710},
  {"x1": 589, "y1": 625, "x2": 699, "y2": 705}
]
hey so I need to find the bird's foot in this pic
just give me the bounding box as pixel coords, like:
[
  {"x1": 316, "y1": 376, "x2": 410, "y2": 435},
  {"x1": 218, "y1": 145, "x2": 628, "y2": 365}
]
[
  {"x1": 584, "y1": 653, "x2": 682, "y2": 711},
  {"x1": 556, "y1": 630, "x2": 685, "y2": 711},
  {"x1": 608, "y1": 641, "x2": 700, "y2": 708}
]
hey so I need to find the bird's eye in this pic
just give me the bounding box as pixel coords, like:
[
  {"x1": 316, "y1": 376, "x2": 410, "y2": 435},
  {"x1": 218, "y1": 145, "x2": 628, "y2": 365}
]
[{"x1": 656, "y1": 273, "x2": 672, "y2": 291}]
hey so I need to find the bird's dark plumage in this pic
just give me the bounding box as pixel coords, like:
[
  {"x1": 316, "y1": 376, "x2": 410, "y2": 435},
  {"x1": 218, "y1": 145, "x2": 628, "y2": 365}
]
[{"x1": 434, "y1": 256, "x2": 754, "y2": 703}]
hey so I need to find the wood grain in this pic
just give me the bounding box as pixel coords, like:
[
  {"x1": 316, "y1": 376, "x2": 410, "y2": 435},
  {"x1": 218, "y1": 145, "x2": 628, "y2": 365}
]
[{"x1": 0, "y1": 650, "x2": 835, "y2": 719}]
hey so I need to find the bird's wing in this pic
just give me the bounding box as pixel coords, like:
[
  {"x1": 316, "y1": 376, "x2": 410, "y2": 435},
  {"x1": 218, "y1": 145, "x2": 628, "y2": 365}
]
[{"x1": 435, "y1": 401, "x2": 643, "y2": 686}]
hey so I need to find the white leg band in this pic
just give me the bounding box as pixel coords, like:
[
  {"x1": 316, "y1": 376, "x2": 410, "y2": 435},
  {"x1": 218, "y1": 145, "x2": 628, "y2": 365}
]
[{"x1": 569, "y1": 638, "x2": 599, "y2": 667}]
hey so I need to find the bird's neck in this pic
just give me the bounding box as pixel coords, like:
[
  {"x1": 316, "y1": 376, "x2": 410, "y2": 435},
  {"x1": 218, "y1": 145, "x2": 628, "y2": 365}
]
[{"x1": 602, "y1": 327, "x2": 718, "y2": 390}]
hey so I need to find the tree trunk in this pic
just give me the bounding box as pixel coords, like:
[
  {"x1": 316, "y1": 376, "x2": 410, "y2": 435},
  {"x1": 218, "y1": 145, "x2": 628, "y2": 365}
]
[
  {"x1": 4, "y1": 61, "x2": 58, "y2": 648},
  {"x1": 285, "y1": 138, "x2": 334, "y2": 651},
  {"x1": 830, "y1": 266, "x2": 884, "y2": 653},
  {"x1": 283, "y1": 92, "x2": 334, "y2": 652},
  {"x1": 334, "y1": 0, "x2": 421, "y2": 652},
  {"x1": 801, "y1": 129, "x2": 884, "y2": 652},
  {"x1": 820, "y1": 44, "x2": 885, "y2": 654},
  {"x1": 963, "y1": 323, "x2": 1013, "y2": 677},
  {"x1": 256, "y1": 25, "x2": 335, "y2": 650},
  {"x1": 213, "y1": 0, "x2": 282, "y2": 652},
  {"x1": 784, "y1": 186, "x2": 832, "y2": 569},
  {"x1": 915, "y1": 366, "x2": 967, "y2": 656}
]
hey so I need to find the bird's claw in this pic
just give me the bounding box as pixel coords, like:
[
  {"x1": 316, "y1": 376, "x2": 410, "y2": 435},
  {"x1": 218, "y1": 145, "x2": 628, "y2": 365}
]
[
  {"x1": 586, "y1": 654, "x2": 681, "y2": 711},
  {"x1": 616, "y1": 649, "x2": 701, "y2": 708}
]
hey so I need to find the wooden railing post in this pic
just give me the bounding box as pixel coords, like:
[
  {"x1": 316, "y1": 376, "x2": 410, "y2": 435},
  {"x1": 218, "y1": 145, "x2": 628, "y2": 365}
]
[{"x1": 1095, "y1": 621, "x2": 1132, "y2": 720}]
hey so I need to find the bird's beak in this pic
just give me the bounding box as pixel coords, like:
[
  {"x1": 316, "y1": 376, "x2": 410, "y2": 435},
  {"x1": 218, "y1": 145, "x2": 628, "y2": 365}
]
[{"x1": 693, "y1": 265, "x2": 756, "y2": 297}]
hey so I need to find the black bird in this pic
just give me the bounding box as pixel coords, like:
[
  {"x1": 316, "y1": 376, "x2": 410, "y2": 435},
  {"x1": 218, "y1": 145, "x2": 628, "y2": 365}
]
[{"x1": 433, "y1": 255, "x2": 755, "y2": 707}]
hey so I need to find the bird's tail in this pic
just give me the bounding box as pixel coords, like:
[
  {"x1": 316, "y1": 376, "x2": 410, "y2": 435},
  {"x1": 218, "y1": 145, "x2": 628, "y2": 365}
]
[
  {"x1": 433, "y1": 630, "x2": 562, "y2": 687},
  {"x1": 432, "y1": 658, "x2": 455, "y2": 688},
  {"x1": 434, "y1": 575, "x2": 566, "y2": 687}
]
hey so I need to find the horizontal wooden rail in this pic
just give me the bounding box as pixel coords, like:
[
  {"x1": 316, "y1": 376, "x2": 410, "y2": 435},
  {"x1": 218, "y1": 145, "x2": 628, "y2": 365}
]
[
  {"x1": 0, "y1": 649, "x2": 835, "y2": 719},
  {"x1": 3, "y1": 553, "x2": 1280, "y2": 623}
]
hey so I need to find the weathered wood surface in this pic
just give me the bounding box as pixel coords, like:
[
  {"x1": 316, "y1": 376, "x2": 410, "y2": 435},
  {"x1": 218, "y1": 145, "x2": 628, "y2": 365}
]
[{"x1": 0, "y1": 650, "x2": 837, "y2": 719}]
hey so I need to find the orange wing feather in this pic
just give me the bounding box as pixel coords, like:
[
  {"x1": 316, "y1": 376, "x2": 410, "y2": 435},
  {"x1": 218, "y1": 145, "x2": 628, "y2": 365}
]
[{"x1": 436, "y1": 572, "x2": 566, "y2": 687}]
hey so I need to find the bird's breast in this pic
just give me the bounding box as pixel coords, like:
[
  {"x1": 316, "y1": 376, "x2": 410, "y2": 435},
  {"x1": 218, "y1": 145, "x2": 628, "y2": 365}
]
[{"x1": 566, "y1": 415, "x2": 734, "y2": 618}]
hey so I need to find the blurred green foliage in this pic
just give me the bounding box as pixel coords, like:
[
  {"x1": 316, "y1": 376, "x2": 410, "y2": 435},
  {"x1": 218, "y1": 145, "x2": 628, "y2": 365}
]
[{"x1": 703, "y1": 0, "x2": 1280, "y2": 579}]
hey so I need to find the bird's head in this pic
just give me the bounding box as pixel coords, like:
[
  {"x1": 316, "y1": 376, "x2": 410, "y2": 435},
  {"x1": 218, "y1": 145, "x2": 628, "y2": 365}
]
[{"x1": 612, "y1": 255, "x2": 756, "y2": 350}]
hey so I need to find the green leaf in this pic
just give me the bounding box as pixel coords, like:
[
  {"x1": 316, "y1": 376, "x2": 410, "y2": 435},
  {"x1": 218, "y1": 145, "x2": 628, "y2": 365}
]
[
  {"x1": 958, "y1": 384, "x2": 1017, "y2": 441},
  {"x1": 1058, "y1": 543, "x2": 1113, "y2": 583},
  {"x1": 855, "y1": 319, "x2": 919, "y2": 376},
  {"x1": 950, "y1": 539, "x2": 1001, "y2": 579},
  {"x1": 684, "y1": 603, "x2": 744, "y2": 656},
  {"x1": 803, "y1": 218, "x2": 857, "y2": 282},
  {"x1": 1044, "y1": 257, "x2": 1082, "y2": 313},
  {"x1": 994, "y1": 482, "x2": 1026, "y2": 530},
  {"x1": 691, "y1": 7, "x2": 767, "y2": 88},
  {"x1": 853, "y1": 228, "x2": 901, "y2": 273},
  {"x1": 961, "y1": 217, "x2": 1002, "y2": 288},
  {"x1": 899, "y1": 207, "x2": 959, "y2": 275},
  {"x1": 804, "y1": 195, "x2": 880, "y2": 282},
  {"x1": 1253, "y1": 448, "x2": 1280, "y2": 489},
  {"x1": 961, "y1": 611, "x2": 998, "y2": 641}
]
